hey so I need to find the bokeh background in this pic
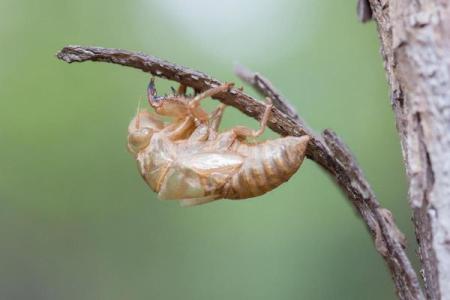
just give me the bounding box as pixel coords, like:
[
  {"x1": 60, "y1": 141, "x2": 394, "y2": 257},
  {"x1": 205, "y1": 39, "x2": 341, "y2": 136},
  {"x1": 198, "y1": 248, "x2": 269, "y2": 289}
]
[{"x1": 0, "y1": 1, "x2": 417, "y2": 299}]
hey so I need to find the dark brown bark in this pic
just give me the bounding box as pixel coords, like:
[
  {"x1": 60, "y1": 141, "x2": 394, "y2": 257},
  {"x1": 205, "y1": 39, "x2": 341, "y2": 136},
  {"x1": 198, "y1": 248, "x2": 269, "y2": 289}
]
[
  {"x1": 57, "y1": 45, "x2": 424, "y2": 300},
  {"x1": 365, "y1": 1, "x2": 450, "y2": 299}
]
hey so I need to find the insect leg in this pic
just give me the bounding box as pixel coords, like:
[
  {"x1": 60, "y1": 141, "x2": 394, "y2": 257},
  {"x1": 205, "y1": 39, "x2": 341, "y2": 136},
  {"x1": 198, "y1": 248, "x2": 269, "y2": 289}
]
[
  {"x1": 208, "y1": 104, "x2": 227, "y2": 140},
  {"x1": 210, "y1": 131, "x2": 237, "y2": 150},
  {"x1": 188, "y1": 83, "x2": 234, "y2": 122},
  {"x1": 155, "y1": 162, "x2": 172, "y2": 192},
  {"x1": 189, "y1": 104, "x2": 227, "y2": 142},
  {"x1": 173, "y1": 107, "x2": 225, "y2": 142},
  {"x1": 177, "y1": 84, "x2": 187, "y2": 95},
  {"x1": 191, "y1": 83, "x2": 234, "y2": 104},
  {"x1": 210, "y1": 104, "x2": 227, "y2": 131},
  {"x1": 165, "y1": 116, "x2": 196, "y2": 140},
  {"x1": 188, "y1": 123, "x2": 209, "y2": 142},
  {"x1": 232, "y1": 97, "x2": 273, "y2": 138}
]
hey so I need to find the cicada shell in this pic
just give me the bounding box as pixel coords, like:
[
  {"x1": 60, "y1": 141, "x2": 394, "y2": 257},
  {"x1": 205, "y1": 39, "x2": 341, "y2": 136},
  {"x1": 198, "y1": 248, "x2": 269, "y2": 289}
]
[{"x1": 127, "y1": 79, "x2": 310, "y2": 206}]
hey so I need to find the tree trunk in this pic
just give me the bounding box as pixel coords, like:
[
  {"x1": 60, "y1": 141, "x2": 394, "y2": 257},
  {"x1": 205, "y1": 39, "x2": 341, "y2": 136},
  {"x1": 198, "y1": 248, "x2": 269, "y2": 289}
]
[{"x1": 368, "y1": 1, "x2": 450, "y2": 299}]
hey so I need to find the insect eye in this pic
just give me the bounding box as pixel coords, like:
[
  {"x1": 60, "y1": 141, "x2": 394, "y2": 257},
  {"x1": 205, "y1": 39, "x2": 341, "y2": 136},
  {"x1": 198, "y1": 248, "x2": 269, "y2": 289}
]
[{"x1": 128, "y1": 128, "x2": 152, "y2": 153}]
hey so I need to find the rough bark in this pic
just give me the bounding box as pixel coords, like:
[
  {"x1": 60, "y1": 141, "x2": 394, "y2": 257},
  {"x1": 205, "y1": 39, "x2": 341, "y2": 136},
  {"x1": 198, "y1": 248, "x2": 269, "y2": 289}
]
[
  {"x1": 57, "y1": 45, "x2": 424, "y2": 299},
  {"x1": 366, "y1": 1, "x2": 450, "y2": 299}
]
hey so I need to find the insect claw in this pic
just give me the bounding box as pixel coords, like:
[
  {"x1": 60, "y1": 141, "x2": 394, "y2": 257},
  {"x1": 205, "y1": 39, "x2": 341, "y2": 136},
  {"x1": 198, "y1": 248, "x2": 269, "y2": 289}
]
[
  {"x1": 148, "y1": 77, "x2": 156, "y2": 94},
  {"x1": 147, "y1": 77, "x2": 164, "y2": 107},
  {"x1": 225, "y1": 82, "x2": 235, "y2": 90},
  {"x1": 147, "y1": 78, "x2": 157, "y2": 103},
  {"x1": 177, "y1": 84, "x2": 187, "y2": 95}
]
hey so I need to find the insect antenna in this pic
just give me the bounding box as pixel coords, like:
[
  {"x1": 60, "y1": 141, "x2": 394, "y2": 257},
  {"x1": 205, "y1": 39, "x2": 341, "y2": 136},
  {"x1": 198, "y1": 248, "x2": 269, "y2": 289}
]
[{"x1": 135, "y1": 97, "x2": 143, "y2": 129}]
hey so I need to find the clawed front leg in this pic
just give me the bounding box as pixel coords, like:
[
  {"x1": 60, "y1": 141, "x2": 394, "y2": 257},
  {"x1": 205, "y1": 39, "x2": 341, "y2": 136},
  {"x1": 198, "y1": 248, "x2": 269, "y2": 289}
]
[
  {"x1": 147, "y1": 78, "x2": 233, "y2": 129},
  {"x1": 232, "y1": 97, "x2": 273, "y2": 138}
]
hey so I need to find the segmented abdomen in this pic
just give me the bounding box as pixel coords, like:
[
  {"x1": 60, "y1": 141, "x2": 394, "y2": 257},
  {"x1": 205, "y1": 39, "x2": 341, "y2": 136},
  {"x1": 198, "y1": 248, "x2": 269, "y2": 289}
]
[{"x1": 223, "y1": 136, "x2": 309, "y2": 199}]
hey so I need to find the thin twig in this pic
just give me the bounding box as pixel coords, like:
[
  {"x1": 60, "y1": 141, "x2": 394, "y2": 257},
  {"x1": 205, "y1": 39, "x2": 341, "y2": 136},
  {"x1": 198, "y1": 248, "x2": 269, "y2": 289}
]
[
  {"x1": 234, "y1": 64, "x2": 303, "y2": 125},
  {"x1": 234, "y1": 64, "x2": 423, "y2": 300},
  {"x1": 56, "y1": 45, "x2": 424, "y2": 300}
]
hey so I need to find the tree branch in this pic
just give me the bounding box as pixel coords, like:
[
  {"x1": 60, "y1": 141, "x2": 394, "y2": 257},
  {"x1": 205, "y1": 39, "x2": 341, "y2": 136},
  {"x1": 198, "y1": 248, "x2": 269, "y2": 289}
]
[
  {"x1": 235, "y1": 63, "x2": 424, "y2": 300},
  {"x1": 56, "y1": 45, "x2": 424, "y2": 300},
  {"x1": 364, "y1": 1, "x2": 450, "y2": 299}
]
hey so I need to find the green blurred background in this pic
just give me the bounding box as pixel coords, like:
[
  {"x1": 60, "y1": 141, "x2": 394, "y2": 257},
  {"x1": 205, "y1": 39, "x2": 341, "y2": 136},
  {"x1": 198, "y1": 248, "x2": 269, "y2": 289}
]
[{"x1": 0, "y1": 0, "x2": 417, "y2": 299}]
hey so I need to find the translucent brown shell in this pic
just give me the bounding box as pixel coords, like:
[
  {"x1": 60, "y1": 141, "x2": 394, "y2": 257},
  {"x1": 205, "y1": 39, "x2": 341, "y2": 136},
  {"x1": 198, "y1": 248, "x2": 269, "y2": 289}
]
[{"x1": 127, "y1": 79, "x2": 310, "y2": 206}]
